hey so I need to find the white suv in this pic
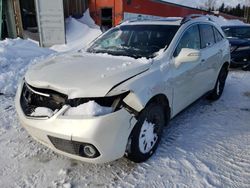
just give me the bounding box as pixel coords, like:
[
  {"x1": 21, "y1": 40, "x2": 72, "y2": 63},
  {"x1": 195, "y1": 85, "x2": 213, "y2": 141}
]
[{"x1": 15, "y1": 15, "x2": 230, "y2": 163}]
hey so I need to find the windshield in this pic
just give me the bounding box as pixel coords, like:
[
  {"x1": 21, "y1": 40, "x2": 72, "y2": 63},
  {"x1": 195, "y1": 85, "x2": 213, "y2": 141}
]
[
  {"x1": 87, "y1": 24, "x2": 179, "y2": 59},
  {"x1": 222, "y1": 26, "x2": 250, "y2": 39}
]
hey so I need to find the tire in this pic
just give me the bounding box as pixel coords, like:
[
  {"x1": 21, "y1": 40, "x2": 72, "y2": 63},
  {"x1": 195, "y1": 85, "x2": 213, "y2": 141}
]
[
  {"x1": 207, "y1": 65, "x2": 228, "y2": 101},
  {"x1": 126, "y1": 102, "x2": 167, "y2": 163}
]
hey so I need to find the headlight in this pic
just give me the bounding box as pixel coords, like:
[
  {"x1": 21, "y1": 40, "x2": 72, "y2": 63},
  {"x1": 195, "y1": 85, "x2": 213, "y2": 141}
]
[
  {"x1": 230, "y1": 46, "x2": 237, "y2": 52},
  {"x1": 63, "y1": 91, "x2": 130, "y2": 116}
]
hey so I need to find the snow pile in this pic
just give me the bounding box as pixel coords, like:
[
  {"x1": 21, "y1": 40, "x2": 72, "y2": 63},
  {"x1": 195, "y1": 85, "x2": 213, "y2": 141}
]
[
  {"x1": 77, "y1": 9, "x2": 100, "y2": 29},
  {"x1": 208, "y1": 15, "x2": 246, "y2": 26},
  {"x1": 64, "y1": 101, "x2": 113, "y2": 116},
  {"x1": 51, "y1": 9, "x2": 102, "y2": 52},
  {"x1": 30, "y1": 107, "x2": 55, "y2": 117},
  {"x1": 0, "y1": 38, "x2": 55, "y2": 95}
]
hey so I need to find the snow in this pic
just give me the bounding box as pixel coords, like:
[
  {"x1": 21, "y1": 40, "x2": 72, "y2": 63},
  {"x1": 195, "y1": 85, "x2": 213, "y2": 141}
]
[
  {"x1": 30, "y1": 107, "x2": 55, "y2": 118},
  {"x1": 77, "y1": 9, "x2": 100, "y2": 29},
  {"x1": 50, "y1": 9, "x2": 102, "y2": 52},
  {"x1": 0, "y1": 9, "x2": 101, "y2": 96},
  {"x1": 0, "y1": 38, "x2": 55, "y2": 95},
  {"x1": 0, "y1": 71, "x2": 250, "y2": 187},
  {"x1": 207, "y1": 15, "x2": 247, "y2": 26},
  {"x1": 64, "y1": 101, "x2": 113, "y2": 116}
]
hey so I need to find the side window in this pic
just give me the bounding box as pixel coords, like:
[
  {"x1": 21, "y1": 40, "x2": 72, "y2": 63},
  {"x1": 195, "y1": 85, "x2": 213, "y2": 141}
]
[
  {"x1": 174, "y1": 25, "x2": 200, "y2": 57},
  {"x1": 213, "y1": 27, "x2": 224, "y2": 43},
  {"x1": 199, "y1": 24, "x2": 216, "y2": 48}
]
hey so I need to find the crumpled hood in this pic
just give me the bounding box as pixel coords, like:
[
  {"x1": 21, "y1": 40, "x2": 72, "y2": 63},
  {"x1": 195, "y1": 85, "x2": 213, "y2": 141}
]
[{"x1": 25, "y1": 53, "x2": 150, "y2": 98}]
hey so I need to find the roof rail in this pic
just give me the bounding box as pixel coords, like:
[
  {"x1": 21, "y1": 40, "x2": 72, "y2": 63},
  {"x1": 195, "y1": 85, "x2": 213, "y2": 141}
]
[
  {"x1": 181, "y1": 14, "x2": 213, "y2": 25},
  {"x1": 119, "y1": 15, "x2": 182, "y2": 25}
]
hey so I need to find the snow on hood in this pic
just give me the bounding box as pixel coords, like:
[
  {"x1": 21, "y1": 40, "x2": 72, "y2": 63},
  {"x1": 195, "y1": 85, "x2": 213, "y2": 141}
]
[{"x1": 25, "y1": 53, "x2": 151, "y2": 98}]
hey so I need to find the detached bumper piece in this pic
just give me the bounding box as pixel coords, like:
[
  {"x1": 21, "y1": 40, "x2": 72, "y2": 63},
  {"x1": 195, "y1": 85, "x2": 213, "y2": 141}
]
[{"x1": 48, "y1": 136, "x2": 100, "y2": 158}]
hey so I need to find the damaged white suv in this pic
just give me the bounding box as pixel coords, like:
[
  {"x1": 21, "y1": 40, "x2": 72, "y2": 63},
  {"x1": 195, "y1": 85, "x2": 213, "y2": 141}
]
[{"x1": 15, "y1": 15, "x2": 230, "y2": 163}]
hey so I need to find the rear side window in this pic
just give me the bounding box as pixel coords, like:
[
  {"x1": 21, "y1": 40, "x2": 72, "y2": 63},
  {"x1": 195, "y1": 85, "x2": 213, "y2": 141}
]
[
  {"x1": 174, "y1": 25, "x2": 201, "y2": 57},
  {"x1": 199, "y1": 24, "x2": 216, "y2": 48},
  {"x1": 213, "y1": 27, "x2": 224, "y2": 42}
]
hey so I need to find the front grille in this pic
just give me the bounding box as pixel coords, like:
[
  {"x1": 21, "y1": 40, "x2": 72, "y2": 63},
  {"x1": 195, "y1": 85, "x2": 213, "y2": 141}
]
[
  {"x1": 20, "y1": 82, "x2": 67, "y2": 117},
  {"x1": 48, "y1": 136, "x2": 100, "y2": 158}
]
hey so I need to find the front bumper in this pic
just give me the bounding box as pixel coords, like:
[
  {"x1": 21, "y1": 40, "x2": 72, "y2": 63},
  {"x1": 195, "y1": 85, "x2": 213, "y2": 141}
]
[
  {"x1": 231, "y1": 51, "x2": 250, "y2": 68},
  {"x1": 231, "y1": 58, "x2": 250, "y2": 68},
  {"x1": 15, "y1": 81, "x2": 136, "y2": 163}
]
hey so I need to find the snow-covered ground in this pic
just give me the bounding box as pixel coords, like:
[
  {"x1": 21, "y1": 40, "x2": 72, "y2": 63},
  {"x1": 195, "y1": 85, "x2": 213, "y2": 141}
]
[
  {"x1": 1, "y1": 9, "x2": 250, "y2": 188},
  {"x1": 0, "y1": 70, "x2": 250, "y2": 187}
]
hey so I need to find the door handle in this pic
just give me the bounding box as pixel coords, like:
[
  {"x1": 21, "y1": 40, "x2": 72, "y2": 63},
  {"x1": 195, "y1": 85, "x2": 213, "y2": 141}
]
[{"x1": 201, "y1": 59, "x2": 206, "y2": 63}]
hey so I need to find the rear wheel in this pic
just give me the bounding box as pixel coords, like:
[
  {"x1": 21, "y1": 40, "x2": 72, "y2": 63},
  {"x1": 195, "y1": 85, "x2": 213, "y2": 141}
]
[
  {"x1": 207, "y1": 65, "x2": 228, "y2": 101},
  {"x1": 126, "y1": 102, "x2": 167, "y2": 163}
]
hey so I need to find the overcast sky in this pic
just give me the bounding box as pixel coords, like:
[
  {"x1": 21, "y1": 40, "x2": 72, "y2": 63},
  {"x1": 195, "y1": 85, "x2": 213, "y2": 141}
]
[{"x1": 164, "y1": 0, "x2": 248, "y2": 8}]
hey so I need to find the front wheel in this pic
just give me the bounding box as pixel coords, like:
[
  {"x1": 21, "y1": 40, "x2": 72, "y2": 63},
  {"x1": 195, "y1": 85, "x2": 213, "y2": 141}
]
[
  {"x1": 207, "y1": 65, "x2": 228, "y2": 101},
  {"x1": 126, "y1": 103, "x2": 167, "y2": 163}
]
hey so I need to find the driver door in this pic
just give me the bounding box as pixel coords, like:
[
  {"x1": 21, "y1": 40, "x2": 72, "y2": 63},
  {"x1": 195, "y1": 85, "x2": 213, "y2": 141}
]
[{"x1": 171, "y1": 24, "x2": 204, "y2": 115}]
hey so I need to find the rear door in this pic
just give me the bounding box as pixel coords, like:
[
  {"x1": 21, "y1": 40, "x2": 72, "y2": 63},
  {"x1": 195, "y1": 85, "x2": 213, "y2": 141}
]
[{"x1": 199, "y1": 24, "x2": 222, "y2": 93}]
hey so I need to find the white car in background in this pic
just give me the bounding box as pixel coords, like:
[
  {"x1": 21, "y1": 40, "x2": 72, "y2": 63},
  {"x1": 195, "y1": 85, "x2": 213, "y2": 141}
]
[{"x1": 15, "y1": 15, "x2": 230, "y2": 163}]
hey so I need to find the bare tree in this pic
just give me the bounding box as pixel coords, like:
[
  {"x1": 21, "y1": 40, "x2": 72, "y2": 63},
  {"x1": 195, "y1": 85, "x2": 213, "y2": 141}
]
[
  {"x1": 204, "y1": 0, "x2": 217, "y2": 11},
  {"x1": 245, "y1": 0, "x2": 250, "y2": 23}
]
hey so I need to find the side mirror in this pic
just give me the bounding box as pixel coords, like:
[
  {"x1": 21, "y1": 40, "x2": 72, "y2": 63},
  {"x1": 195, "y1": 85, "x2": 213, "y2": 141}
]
[{"x1": 175, "y1": 48, "x2": 201, "y2": 67}]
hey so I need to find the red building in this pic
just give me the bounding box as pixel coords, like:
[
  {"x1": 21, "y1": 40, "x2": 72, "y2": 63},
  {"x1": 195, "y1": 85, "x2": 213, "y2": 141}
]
[{"x1": 88, "y1": 0, "x2": 244, "y2": 29}]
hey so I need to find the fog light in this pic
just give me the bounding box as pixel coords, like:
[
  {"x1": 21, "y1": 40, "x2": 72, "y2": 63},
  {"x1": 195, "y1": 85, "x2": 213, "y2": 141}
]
[
  {"x1": 79, "y1": 144, "x2": 97, "y2": 158},
  {"x1": 84, "y1": 145, "x2": 96, "y2": 157}
]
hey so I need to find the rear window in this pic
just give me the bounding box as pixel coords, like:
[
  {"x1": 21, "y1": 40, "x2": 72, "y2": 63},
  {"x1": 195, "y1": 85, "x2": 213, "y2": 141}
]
[{"x1": 199, "y1": 24, "x2": 216, "y2": 48}]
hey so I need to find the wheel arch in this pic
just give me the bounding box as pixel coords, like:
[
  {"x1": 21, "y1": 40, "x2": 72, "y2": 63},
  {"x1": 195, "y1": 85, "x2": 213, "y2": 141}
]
[
  {"x1": 123, "y1": 92, "x2": 171, "y2": 121},
  {"x1": 222, "y1": 61, "x2": 230, "y2": 69},
  {"x1": 145, "y1": 94, "x2": 171, "y2": 121}
]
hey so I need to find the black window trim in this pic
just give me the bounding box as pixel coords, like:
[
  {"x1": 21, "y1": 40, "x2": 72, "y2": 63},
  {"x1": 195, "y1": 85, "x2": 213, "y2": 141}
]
[
  {"x1": 199, "y1": 23, "x2": 216, "y2": 49},
  {"x1": 172, "y1": 23, "x2": 201, "y2": 58},
  {"x1": 212, "y1": 26, "x2": 224, "y2": 43}
]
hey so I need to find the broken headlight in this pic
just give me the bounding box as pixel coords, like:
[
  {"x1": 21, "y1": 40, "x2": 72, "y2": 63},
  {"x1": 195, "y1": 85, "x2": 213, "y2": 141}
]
[{"x1": 63, "y1": 91, "x2": 130, "y2": 116}]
